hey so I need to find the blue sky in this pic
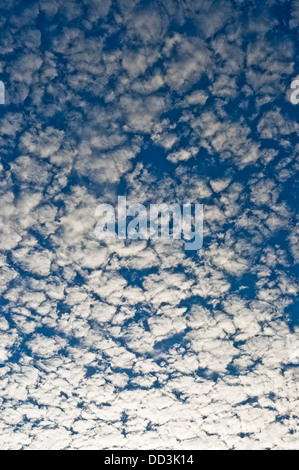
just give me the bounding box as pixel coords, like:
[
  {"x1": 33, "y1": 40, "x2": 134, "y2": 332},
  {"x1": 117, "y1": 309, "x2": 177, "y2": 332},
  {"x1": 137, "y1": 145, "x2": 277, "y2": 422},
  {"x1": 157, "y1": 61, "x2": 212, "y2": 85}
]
[{"x1": 0, "y1": 0, "x2": 298, "y2": 450}]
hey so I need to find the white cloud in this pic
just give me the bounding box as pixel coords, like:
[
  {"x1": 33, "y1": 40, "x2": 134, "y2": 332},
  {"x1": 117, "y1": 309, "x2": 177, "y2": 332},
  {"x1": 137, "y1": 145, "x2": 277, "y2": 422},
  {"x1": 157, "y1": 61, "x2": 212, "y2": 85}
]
[{"x1": 0, "y1": 0, "x2": 298, "y2": 451}]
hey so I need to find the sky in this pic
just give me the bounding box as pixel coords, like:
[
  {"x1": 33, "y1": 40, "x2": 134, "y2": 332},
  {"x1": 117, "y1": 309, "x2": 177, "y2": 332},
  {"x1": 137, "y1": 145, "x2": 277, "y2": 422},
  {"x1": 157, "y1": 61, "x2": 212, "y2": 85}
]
[{"x1": 0, "y1": 0, "x2": 298, "y2": 450}]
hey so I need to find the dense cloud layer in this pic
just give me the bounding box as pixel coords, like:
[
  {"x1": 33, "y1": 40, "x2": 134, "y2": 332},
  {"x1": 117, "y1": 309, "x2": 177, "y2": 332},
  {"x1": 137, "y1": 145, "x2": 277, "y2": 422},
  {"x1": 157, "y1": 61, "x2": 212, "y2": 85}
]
[{"x1": 0, "y1": 0, "x2": 298, "y2": 450}]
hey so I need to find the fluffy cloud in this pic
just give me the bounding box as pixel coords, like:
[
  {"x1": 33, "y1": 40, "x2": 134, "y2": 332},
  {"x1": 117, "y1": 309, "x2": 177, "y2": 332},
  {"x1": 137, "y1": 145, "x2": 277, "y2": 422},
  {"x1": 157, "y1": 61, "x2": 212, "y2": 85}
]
[{"x1": 0, "y1": 0, "x2": 297, "y2": 452}]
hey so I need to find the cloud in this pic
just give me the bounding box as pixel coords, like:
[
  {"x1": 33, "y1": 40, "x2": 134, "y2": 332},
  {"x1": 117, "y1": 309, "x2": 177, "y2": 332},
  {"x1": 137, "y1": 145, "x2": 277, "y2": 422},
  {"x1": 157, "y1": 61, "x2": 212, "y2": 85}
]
[{"x1": 0, "y1": 0, "x2": 298, "y2": 451}]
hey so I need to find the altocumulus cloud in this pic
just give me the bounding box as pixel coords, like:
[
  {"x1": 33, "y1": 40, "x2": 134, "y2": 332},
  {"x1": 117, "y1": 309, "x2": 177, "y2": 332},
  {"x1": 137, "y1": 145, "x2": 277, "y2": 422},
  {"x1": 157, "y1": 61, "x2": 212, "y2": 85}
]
[{"x1": 0, "y1": 0, "x2": 298, "y2": 450}]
